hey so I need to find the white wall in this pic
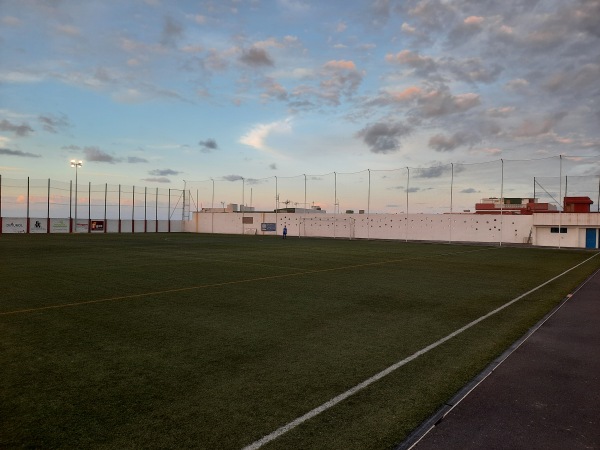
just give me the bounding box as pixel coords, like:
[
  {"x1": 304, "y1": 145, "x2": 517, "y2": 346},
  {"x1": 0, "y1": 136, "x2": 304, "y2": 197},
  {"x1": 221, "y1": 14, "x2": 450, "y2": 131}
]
[
  {"x1": 190, "y1": 212, "x2": 534, "y2": 245},
  {"x1": 533, "y1": 213, "x2": 600, "y2": 248}
]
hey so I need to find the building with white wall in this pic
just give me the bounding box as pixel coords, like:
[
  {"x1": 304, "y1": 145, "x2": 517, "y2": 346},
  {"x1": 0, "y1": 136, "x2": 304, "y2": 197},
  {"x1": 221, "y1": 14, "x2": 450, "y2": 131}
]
[{"x1": 187, "y1": 210, "x2": 600, "y2": 249}]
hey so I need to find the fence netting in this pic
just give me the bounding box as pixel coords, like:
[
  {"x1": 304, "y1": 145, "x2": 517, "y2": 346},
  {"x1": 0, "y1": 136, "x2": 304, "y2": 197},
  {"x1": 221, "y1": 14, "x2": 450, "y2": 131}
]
[{"x1": 2, "y1": 155, "x2": 600, "y2": 219}]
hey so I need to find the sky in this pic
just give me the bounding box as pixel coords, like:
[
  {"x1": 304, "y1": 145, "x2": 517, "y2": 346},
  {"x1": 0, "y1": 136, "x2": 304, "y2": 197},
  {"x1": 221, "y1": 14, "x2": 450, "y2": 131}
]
[{"x1": 1, "y1": 0, "x2": 600, "y2": 213}]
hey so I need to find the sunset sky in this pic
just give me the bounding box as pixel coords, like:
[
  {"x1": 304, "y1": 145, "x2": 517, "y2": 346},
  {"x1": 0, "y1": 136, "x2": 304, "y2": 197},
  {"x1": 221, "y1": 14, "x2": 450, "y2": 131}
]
[{"x1": 1, "y1": 0, "x2": 599, "y2": 212}]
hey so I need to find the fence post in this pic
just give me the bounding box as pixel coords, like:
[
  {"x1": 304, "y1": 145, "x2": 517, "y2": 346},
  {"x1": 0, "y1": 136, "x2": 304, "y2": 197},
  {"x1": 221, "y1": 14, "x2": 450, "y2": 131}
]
[
  {"x1": 118, "y1": 184, "x2": 121, "y2": 233},
  {"x1": 104, "y1": 183, "x2": 107, "y2": 233},
  {"x1": 69, "y1": 180, "x2": 72, "y2": 233},
  {"x1": 132, "y1": 185, "x2": 135, "y2": 233},
  {"x1": 47, "y1": 178, "x2": 51, "y2": 233},
  {"x1": 26, "y1": 177, "x2": 30, "y2": 233},
  {"x1": 144, "y1": 186, "x2": 147, "y2": 233},
  {"x1": 405, "y1": 167, "x2": 410, "y2": 242},
  {"x1": 88, "y1": 182, "x2": 91, "y2": 233},
  {"x1": 500, "y1": 159, "x2": 504, "y2": 247},
  {"x1": 450, "y1": 163, "x2": 454, "y2": 243}
]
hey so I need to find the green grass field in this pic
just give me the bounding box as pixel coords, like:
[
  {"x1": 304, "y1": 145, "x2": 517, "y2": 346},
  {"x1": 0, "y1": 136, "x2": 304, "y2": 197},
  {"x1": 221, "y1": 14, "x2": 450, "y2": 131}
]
[{"x1": 1, "y1": 233, "x2": 598, "y2": 449}]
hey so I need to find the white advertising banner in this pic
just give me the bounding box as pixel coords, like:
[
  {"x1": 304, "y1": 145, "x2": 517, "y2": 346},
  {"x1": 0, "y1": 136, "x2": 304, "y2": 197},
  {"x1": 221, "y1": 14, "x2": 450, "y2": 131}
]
[
  {"x1": 50, "y1": 218, "x2": 70, "y2": 233},
  {"x1": 75, "y1": 220, "x2": 89, "y2": 233},
  {"x1": 2, "y1": 218, "x2": 27, "y2": 233},
  {"x1": 29, "y1": 218, "x2": 48, "y2": 233}
]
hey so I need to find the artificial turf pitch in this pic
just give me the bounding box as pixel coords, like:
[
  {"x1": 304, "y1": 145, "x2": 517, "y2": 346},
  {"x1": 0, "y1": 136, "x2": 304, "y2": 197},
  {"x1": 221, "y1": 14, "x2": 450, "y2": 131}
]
[{"x1": 1, "y1": 233, "x2": 598, "y2": 449}]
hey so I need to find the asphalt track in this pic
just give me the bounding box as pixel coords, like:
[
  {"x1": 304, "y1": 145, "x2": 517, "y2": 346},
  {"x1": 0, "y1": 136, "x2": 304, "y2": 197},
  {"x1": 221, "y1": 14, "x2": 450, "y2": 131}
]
[{"x1": 400, "y1": 268, "x2": 600, "y2": 450}]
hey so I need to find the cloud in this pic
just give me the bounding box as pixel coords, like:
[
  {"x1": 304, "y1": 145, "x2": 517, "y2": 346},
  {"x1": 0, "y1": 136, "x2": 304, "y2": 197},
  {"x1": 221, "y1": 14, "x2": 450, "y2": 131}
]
[
  {"x1": 542, "y1": 64, "x2": 600, "y2": 93},
  {"x1": 277, "y1": 0, "x2": 310, "y2": 14},
  {"x1": 505, "y1": 78, "x2": 529, "y2": 93},
  {"x1": 0, "y1": 119, "x2": 34, "y2": 137},
  {"x1": 83, "y1": 146, "x2": 119, "y2": 163},
  {"x1": 239, "y1": 119, "x2": 291, "y2": 154},
  {"x1": 142, "y1": 177, "x2": 171, "y2": 183},
  {"x1": 2, "y1": 16, "x2": 22, "y2": 26},
  {"x1": 199, "y1": 138, "x2": 218, "y2": 153},
  {"x1": 442, "y1": 57, "x2": 503, "y2": 84},
  {"x1": 0, "y1": 148, "x2": 41, "y2": 158},
  {"x1": 446, "y1": 15, "x2": 485, "y2": 47},
  {"x1": 149, "y1": 169, "x2": 181, "y2": 176},
  {"x1": 55, "y1": 24, "x2": 81, "y2": 36},
  {"x1": 223, "y1": 174, "x2": 243, "y2": 182},
  {"x1": 416, "y1": 164, "x2": 452, "y2": 178},
  {"x1": 356, "y1": 121, "x2": 412, "y2": 153},
  {"x1": 161, "y1": 16, "x2": 183, "y2": 47},
  {"x1": 38, "y1": 113, "x2": 70, "y2": 133},
  {"x1": 239, "y1": 47, "x2": 274, "y2": 67},
  {"x1": 487, "y1": 106, "x2": 515, "y2": 118},
  {"x1": 127, "y1": 156, "x2": 148, "y2": 163},
  {"x1": 417, "y1": 90, "x2": 480, "y2": 117},
  {"x1": 261, "y1": 77, "x2": 288, "y2": 101},
  {"x1": 513, "y1": 112, "x2": 568, "y2": 138},
  {"x1": 319, "y1": 60, "x2": 363, "y2": 105},
  {"x1": 429, "y1": 131, "x2": 481, "y2": 152},
  {"x1": 385, "y1": 50, "x2": 437, "y2": 75}
]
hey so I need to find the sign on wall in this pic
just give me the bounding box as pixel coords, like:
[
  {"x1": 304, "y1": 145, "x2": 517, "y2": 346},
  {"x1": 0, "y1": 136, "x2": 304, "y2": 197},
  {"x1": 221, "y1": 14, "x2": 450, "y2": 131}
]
[{"x1": 261, "y1": 223, "x2": 277, "y2": 232}]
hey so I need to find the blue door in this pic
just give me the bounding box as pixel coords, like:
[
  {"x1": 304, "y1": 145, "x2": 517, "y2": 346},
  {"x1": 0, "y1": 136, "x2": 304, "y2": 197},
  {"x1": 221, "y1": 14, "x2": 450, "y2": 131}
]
[{"x1": 585, "y1": 228, "x2": 597, "y2": 248}]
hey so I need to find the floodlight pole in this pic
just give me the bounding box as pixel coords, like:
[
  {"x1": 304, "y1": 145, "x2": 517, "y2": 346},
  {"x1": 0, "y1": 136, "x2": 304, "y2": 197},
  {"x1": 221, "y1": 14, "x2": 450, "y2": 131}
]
[{"x1": 70, "y1": 160, "x2": 82, "y2": 233}]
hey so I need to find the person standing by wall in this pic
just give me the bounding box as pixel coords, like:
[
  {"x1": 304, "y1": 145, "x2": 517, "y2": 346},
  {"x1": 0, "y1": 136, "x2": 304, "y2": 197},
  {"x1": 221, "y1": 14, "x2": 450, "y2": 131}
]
[{"x1": 283, "y1": 225, "x2": 287, "y2": 239}]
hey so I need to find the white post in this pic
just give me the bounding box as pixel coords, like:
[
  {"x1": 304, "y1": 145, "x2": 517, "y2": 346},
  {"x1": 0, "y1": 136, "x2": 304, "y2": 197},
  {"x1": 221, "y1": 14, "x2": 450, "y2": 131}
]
[
  {"x1": 450, "y1": 162, "x2": 454, "y2": 243},
  {"x1": 559, "y1": 155, "x2": 562, "y2": 249},
  {"x1": 334, "y1": 172, "x2": 337, "y2": 239},
  {"x1": 405, "y1": 167, "x2": 410, "y2": 242},
  {"x1": 500, "y1": 159, "x2": 504, "y2": 247}
]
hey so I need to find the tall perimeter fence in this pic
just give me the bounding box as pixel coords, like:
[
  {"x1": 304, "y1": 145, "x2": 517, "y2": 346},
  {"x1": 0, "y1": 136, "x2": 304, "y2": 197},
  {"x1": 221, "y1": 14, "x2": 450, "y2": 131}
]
[
  {"x1": 0, "y1": 178, "x2": 189, "y2": 233},
  {"x1": 2, "y1": 155, "x2": 600, "y2": 234},
  {"x1": 186, "y1": 155, "x2": 600, "y2": 215}
]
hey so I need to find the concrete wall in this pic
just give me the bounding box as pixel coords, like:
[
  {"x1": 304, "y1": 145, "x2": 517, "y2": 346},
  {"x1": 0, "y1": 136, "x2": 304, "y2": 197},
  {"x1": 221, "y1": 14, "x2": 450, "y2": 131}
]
[{"x1": 190, "y1": 212, "x2": 534, "y2": 245}]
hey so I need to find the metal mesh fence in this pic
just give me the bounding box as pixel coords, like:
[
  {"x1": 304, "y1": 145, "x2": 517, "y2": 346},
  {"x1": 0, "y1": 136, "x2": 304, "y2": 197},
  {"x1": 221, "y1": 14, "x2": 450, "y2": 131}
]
[
  {"x1": 0, "y1": 176, "x2": 184, "y2": 220},
  {"x1": 2, "y1": 155, "x2": 600, "y2": 220},
  {"x1": 184, "y1": 155, "x2": 600, "y2": 215}
]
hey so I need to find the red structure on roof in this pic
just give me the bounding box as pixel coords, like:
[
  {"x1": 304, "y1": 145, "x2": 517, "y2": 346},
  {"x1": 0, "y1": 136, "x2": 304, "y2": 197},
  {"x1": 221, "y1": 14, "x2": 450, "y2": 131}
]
[
  {"x1": 563, "y1": 197, "x2": 593, "y2": 213},
  {"x1": 475, "y1": 196, "x2": 595, "y2": 215}
]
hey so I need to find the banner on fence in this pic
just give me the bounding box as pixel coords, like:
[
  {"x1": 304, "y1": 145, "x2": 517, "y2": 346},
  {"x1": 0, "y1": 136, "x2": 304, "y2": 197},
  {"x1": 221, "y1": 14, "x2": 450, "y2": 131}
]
[
  {"x1": 50, "y1": 219, "x2": 70, "y2": 233},
  {"x1": 91, "y1": 220, "x2": 104, "y2": 232},
  {"x1": 2, "y1": 218, "x2": 27, "y2": 233},
  {"x1": 30, "y1": 219, "x2": 48, "y2": 233}
]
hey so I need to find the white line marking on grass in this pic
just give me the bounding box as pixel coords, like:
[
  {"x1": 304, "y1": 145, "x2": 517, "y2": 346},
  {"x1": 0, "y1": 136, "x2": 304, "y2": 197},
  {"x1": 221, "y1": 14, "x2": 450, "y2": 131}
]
[{"x1": 241, "y1": 252, "x2": 600, "y2": 450}]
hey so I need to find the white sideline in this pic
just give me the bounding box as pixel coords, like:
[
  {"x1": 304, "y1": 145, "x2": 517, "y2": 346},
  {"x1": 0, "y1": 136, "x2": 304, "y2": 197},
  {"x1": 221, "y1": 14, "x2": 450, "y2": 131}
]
[{"x1": 241, "y1": 252, "x2": 600, "y2": 450}]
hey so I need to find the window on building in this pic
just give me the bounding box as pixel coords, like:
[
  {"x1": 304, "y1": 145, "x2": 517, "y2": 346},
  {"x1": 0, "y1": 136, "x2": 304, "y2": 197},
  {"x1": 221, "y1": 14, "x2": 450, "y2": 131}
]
[{"x1": 550, "y1": 227, "x2": 567, "y2": 233}]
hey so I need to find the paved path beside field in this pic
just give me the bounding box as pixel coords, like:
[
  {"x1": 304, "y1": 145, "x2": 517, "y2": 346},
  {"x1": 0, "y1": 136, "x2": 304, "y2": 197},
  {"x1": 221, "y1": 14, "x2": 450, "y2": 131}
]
[{"x1": 402, "y1": 268, "x2": 600, "y2": 450}]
